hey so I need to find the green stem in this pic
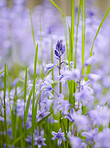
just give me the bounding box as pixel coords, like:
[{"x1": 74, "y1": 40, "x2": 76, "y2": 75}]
[
  {"x1": 81, "y1": 0, "x2": 85, "y2": 76},
  {"x1": 78, "y1": 79, "x2": 81, "y2": 110},
  {"x1": 59, "y1": 55, "x2": 62, "y2": 94}
]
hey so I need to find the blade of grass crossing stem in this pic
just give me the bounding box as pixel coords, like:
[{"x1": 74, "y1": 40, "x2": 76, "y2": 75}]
[
  {"x1": 86, "y1": 6, "x2": 110, "y2": 80},
  {"x1": 29, "y1": 10, "x2": 36, "y2": 48},
  {"x1": 4, "y1": 64, "x2": 8, "y2": 147},
  {"x1": 81, "y1": 0, "x2": 85, "y2": 76},
  {"x1": 32, "y1": 44, "x2": 38, "y2": 148},
  {"x1": 23, "y1": 66, "x2": 27, "y2": 148}
]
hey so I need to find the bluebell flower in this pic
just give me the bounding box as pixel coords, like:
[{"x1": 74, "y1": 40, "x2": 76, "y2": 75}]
[
  {"x1": 88, "y1": 106, "x2": 110, "y2": 127},
  {"x1": 94, "y1": 128, "x2": 110, "y2": 148},
  {"x1": 36, "y1": 110, "x2": 50, "y2": 122},
  {"x1": 51, "y1": 128, "x2": 66, "y2": 146},
  {"x1": 25, "y1": 135, "x2": 32, "y2": 145},
  {"x1": 55, "y1": 40, "x2": 65, "y2": 58},
  {"x1": 26, "y1": 129, "x2": 46, "y2": 147},
  {"x1": 40, "y1": 97, "x2": 53, "y2": 112},
  {"x1": 81, "y1": 128, "x2": 98, "y2": 145},
  {"x1": 61, "y1": 68, "x2": 81, "y2": 82},
  {"x1": 65, "y1": 109, "x2": 89, "y2": 132},
  {"x1": 75, "y1": 86, "x2": 94, "y2": 108},
  {"x1": 88, "y1": 73, "x2": 101, "y2": 82},
  {"x1": 77, "y1": 78, "x2": 91, "y2": 90},
  {"x1": 17, "y1": 99, "x2": 24, "y2": 119},
  {"x1": 84, "y1": 55, "x2": 95, "y2": 67},
  {"x1": 68, "y1": 133, "x2": 86, "y2": 148},
  {"x1": 64, "y1": 108, "x2": 75, "y2": 122},
  {"x1": 54, "y1": 94, "x2": 70, "y2": 115},
  {"x1": 40, "y1": 75, "x2": 53, "y2": 98},
  {"x1": 102, "y1": 76, "x2": 110, "y2": 88},
  {"x1": 44, "y1": 63, "x2": 55, "y2": 71},
  {"x1": 34, "y1": 136, "x2": 46, "y2": 148}
]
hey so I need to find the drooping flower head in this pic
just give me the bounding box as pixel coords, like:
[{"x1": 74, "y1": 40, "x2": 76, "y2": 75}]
[{"x1": 55, "y1": 40, "x2": 65, "y2": 59}]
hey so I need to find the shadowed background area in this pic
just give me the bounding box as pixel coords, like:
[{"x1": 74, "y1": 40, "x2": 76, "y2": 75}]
[{"x1": 7, "y1": 0, "x2": 110, "y2": 17}]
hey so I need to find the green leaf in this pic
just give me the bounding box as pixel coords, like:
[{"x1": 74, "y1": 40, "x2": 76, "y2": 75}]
[
  {"x1": 4, "y1": 64, "x2": 8, "y2": 146},
  {"x1": 29, "y1": 10, "x2": 36, "y2": 48},
  {"x1": 0, "y1": 69, "x2": 4, "y2": 75},
  {"x1": 86, "y1": 6, "x2": 110, "y2": 80},
  {"x1": 50, "y1": 0, "x2": 65, "y2": 17}
]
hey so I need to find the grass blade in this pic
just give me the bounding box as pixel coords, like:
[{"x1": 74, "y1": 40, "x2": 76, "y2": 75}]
[
  {"x1": 81, "y1": 0, "x2": 85, "y2": 76},
  {"x1": 29, "y1": 10, "x2": 36, "y2": 48},
  {"x1": 71, "y1": 0, "x2": 74, "y2": 61},
  {"x1": 4, "y1": 64, "x2": 8, "y2": 147},
  {"x1": 32, "y1": 44, "x2": 38, "y2": 147},
  {"x1": 86, "y1": 6, "x2": 110, "y2": 80}
]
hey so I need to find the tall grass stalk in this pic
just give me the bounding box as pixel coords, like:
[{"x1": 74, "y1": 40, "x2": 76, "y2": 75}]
[
  {"x1": 74, "y1": 0, "x2": 81, "y2": 69},
  {"x1": 71, "y1": 0, "x2": 74, "y2": 61},
  {"x1": 23, "y1": 66, "x2": 27, "y2": 148},
  {"x1": 29, "y1": 10, "x2": 36, "y2": 48},
  {"x1": 86, "y1": 6, "x2": 110, "y2": 80},
  {"x1": 4, "y1": 64, "x2": 8, "y2": 148},
  {"x1": 32, "y1": 44, "x2": 38, "y2": 147},
  {"x1": 81, "y1": 0, "x2": 85, "y2": 76}
]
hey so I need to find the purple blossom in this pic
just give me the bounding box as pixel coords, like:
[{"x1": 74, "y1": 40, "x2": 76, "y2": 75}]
[
  {"x1": 54, "y1": 94, "x2": 70, "y2": 115},
  {"x1": 55, "y1": 40, "x2": 65, "y2": 58},
  {"x1": 62, "y1": 68, "x2": 81, "y2": 81},
  {"x1": 36, "y1": 110, "x2": 50, "y2": 122},
  {"x1": 81, "y1": 128, "x2": 98, "y2": 145},
  {"x1": 34, "y1": 136, "x2": 46, "y2": 148},
  {"x1": 51, "y1": 128, "x2": 66, "y2": 146},
  {"x1": 94, "y1": 128, "x2": 110, "y2": 148},
  {"x1": 25, "y1": 129, "x2": 46, "y2": 147},
  {"x1": 68, "y1": 133, "x2": 86, "y2": 148},
  {"x1": 75, "y1": 86, "x2": 94, "y2": 108},
  {"x1": 84, "y1": 55, "x2": 95, "y2": 67},
  {"x1": 88, "y1": 106, "x2": 110, "y2": 127},
  {"x1": 64, "y1": 108, "x2": 75, "y2": 122},
  {"x1": 44, "y1": 63, "x2": 55, "y2": 71},
  {"x1": 65, "y1": 109, "x2": 89, "y2": 132},
  {"x1": 88, "y1": 73, "x2": 101, "y2": 82}
]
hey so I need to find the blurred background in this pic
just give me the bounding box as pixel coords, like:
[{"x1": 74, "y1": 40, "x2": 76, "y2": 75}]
[
  {"x1": 0, "y1": 0, "x2": 110, "y2": 85},
  {"x1": 6, "y1": 0, "x2": 110, "y2": 16}
]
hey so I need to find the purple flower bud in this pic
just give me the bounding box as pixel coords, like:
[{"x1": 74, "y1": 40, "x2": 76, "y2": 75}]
[{"x1": 55, "y1": 40, "x2": 65, "y2": 58}]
